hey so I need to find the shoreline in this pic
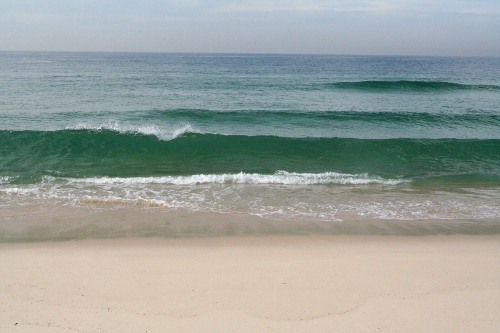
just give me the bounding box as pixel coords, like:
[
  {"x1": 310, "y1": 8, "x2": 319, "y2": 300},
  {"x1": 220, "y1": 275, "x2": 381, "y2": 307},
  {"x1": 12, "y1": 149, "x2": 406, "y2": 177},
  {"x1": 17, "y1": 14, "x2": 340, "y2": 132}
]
[
  {"x1": 2, "y1": 206, "x2": 500, "y2": 243},
  {"x1": 1, "y1": 234, "x2": 499, "y2": 332}
]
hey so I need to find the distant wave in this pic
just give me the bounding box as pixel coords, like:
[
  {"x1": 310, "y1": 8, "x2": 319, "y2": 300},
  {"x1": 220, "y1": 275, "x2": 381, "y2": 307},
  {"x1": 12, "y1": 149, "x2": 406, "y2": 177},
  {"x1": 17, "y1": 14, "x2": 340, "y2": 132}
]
[
  {"x1": 3, "y1": 110, "x2": 499, "y2": 138},
  {"x1": 139, "y1": 109, "x2": 500, "y2": 127},
  {"x1": 320, "y1": 80, "x2": 500, "y2": 92}
]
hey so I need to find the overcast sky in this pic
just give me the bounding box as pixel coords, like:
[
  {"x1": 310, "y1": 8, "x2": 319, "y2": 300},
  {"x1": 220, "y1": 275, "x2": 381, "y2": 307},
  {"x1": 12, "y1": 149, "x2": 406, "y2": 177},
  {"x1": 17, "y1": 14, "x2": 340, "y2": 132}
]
[{"x1": 1, "y1": 0, "x2": 499, "y2": 56}]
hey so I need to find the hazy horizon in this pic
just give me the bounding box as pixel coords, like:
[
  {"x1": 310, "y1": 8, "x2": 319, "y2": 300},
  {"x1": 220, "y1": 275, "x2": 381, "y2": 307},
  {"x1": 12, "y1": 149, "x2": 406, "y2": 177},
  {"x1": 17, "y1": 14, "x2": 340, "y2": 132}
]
[
  {"x1": 1, "y1": 1, "x2": 499, "y2": 57},
  {"x1": 3, "y1": 50, "x2": 500, "y2": 59}
]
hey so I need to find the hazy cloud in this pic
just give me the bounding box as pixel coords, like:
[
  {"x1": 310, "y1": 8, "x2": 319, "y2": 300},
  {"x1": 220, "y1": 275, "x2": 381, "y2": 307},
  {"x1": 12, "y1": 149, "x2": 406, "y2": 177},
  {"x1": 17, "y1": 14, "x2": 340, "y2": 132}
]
[{"x1": 0, "y1": 0, "x2": 499, "y2": 56}]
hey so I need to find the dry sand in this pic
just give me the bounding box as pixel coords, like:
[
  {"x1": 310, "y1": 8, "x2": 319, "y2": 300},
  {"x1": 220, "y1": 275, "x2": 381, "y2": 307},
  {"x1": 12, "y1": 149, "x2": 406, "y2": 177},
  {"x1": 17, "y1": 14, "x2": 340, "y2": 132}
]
[{"x1": 1, "y1": 235, "x2": 499, "y2": 332}]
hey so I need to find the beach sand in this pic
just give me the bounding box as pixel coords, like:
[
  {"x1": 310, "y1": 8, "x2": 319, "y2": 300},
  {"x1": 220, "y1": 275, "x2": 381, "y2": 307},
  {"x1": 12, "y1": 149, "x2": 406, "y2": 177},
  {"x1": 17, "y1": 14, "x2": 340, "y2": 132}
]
[{"x1": 1, "y1": 235, "x2": 499, "y2": 332}]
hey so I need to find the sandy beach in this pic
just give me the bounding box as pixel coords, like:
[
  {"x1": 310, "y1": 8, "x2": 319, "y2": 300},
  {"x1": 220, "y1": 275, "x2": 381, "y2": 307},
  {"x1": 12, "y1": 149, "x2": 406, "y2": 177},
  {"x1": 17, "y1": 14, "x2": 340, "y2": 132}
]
[{"x1": 1, "y1": 235, "x2": 498, "y2": 332}]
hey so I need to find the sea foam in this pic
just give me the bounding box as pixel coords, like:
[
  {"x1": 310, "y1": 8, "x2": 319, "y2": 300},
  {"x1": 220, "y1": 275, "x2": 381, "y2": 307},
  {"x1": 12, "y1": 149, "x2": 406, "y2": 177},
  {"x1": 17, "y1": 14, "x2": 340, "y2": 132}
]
[
  {"x1": 61, "y1": 171, "x2": 408, "y2": 186},
  {"x1": 68, "y1": 122, "x2": 199, "y2": 141},
  {"x1": 0, "y1": 176, "x2": 17, "y2": 185}
]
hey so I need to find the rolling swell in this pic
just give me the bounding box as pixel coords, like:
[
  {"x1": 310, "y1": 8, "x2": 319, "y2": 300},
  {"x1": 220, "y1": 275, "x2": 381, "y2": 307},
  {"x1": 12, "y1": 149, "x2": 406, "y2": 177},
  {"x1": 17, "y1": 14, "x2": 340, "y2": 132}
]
[
  {"x1": 4, "y1": 110, "x2": 499, "y2": 142},
  {"x1": 1, "y1": 129, "x2": 499, "y2": 182},
  {"x1": 322, "y1": 80, "x2": 500, "y2": 92},
  {"x1": 14, "y1": 109, "x2": 500, "y2": 126},
  {"x1": 140, "y1": 109, "x2": 500, "y2": 127}
]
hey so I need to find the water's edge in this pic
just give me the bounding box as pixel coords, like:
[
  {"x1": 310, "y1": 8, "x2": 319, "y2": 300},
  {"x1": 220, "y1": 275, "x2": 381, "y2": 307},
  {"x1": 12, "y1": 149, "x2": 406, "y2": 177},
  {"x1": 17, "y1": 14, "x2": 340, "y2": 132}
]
[{"x1": 1, "y1": 206, "x2": 499, "y2": 242}]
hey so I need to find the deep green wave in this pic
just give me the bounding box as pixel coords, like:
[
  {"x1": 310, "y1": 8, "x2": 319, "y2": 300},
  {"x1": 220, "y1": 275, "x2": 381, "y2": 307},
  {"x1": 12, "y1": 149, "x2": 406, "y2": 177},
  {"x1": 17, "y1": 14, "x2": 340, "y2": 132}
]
[
  {"x1": 1, "y1": 129, "x2": 499, "y2": 182},
  {"x1": 322, "y1": 80, "x2": 500, "y2": 92}
]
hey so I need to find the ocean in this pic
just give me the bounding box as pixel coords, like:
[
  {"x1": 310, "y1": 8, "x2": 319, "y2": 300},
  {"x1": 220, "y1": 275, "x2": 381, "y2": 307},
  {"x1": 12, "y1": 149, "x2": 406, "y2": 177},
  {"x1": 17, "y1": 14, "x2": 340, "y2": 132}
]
[{"x1": 1, "y1": 52, "x2": 499, "y2": 241}]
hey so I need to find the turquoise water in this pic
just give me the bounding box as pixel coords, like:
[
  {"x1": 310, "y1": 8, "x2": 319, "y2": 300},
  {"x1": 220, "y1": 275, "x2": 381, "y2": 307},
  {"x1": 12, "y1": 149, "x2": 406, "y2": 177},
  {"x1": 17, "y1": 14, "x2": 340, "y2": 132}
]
[{"x1": 1, "y1": 52, "x2": 499, "y2": 238}]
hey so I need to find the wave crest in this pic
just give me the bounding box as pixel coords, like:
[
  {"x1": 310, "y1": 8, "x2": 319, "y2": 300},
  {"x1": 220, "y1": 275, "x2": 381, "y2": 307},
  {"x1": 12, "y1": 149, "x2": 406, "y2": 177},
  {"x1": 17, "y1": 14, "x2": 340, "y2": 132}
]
[
  {"x1": 325, "y1": 80, "x2": 500, "y2": 92},
  {"x1": 69, "y1": 122, "x2": 199, "y2": 140}
]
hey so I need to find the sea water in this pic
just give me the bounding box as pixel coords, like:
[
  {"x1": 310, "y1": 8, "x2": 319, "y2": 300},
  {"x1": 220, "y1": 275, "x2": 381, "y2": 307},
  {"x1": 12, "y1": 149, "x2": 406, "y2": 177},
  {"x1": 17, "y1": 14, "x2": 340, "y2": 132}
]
[{"x1": 1, "y1": 52, "x2": 499, "y2": 240}]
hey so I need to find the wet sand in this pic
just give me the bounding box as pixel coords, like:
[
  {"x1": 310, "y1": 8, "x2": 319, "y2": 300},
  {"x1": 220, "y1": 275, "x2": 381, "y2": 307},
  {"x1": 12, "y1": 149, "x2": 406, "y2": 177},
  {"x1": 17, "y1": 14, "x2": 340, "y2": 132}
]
[{"x1": 1, "y1": 235, "x2": 499, "y2": 332}]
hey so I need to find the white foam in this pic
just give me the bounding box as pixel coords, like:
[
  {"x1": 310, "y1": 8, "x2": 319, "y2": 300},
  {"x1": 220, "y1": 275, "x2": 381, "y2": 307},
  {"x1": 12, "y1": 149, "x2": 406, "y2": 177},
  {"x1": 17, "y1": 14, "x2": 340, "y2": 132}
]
[
  {"x1": 61, "y1": 171, "x2": 409, "y2": 186},
  {"x1": 0, "y1": 187, "x2": 39, "y2": 195},
  {"x1": 2, "y1": 181, "x2": 499, "y2": 221},
  {"x1": 0, "y1": 176, "x2": 16, "y2": 185},
  {"x1": 68, "y1": 122, "x2": 199, "y2": 141},
  {"x1": 4, "y1": 174, "x2": 498, "y2": 222}
]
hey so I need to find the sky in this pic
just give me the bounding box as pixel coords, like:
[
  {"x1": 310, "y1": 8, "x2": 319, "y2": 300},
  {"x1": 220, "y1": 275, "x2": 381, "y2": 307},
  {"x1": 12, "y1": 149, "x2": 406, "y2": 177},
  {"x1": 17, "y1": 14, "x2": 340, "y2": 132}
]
[{"x1": 1, "y1": 0, "x2": 499, "y2": 56}]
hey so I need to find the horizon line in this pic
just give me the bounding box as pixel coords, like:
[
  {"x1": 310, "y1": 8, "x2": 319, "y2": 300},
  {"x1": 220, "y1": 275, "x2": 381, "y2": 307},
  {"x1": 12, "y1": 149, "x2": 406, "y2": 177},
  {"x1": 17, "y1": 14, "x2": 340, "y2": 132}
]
[{"x1": 1, "y1": 50, "x2": 498, "y2": 58}]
